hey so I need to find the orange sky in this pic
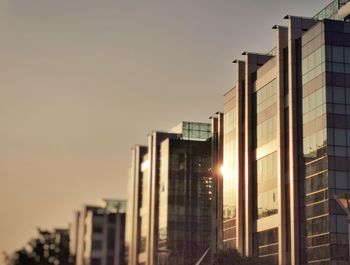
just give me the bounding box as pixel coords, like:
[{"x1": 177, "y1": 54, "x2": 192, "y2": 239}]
[{"x1": 0, "y1": 0, "x2": 331, "y2": 263}]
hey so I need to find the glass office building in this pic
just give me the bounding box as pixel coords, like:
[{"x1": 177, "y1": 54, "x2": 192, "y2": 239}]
[
  {"x1": 216, "y1": 1, "x2": 350, "y2": 264},
  {"x1": 157, "y1": 138, "x2": 211, "y2": 265},
  {"x1": 125, "y1": 122, "x2": 212, "y2": 265}
]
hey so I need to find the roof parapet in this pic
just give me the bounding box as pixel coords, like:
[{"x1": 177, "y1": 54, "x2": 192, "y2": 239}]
[
  {"x1": 241, "y1": 51, "x2": 274, "y2": 56},
  {"x1": 284, "y1": 14, "x2": 314, "y2": 20},
  {"x1": 232, "y1": 59, "x2": 244, "y2": 63},
  {"x1": 272, "y1": 25, "x2": 287, "y2": 29}
]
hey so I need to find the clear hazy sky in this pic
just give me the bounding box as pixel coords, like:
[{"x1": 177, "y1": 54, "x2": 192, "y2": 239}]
[{"x1": 0, "y1": 0, "x2": 331, "y2": 262}]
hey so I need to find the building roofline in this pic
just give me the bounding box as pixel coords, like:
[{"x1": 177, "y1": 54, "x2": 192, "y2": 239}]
[
  {"x1": 241, "y1": 51, "x2": 274, "y2": 56},
  {"x1": 283, "y1": 14, "x2": 314, "y2": 20},
  {"x1": 130, "y1": 144, "x2": 147, "y2": 150},
  {"x1": 272, "y1": 25, "x2": 288, "y2": 29},
  {"x1": 232, "y1": 59, "x2": 244, "y2": 63}
]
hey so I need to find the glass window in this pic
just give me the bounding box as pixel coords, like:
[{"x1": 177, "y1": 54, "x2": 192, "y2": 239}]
[
  {"x1": 326, "y1": 46, "x2": 332, "y2": 61},
  {"x1": 347, "y1": 129, "x2": 350, "y2": 145},
  {"x1": 327, "y1": 87, "x2": 334, "y2": 102},
  {"x1": 332, "y1": 63, "x2": 344, "y2": 73},
  {"x1": 303, "y1": 97, "x2": 310, "y2": 113},
  {"x1": 337, "y1": 215, "x2": 348, "y2": 233},
  {"x1": 315, "y1": 47, "x2": 322, "y2": 66},
  {"x1": 302, "y1": 46, "x2": 325, "y2": 84},
  {"x1": 305, "y1": 172, "x2": 328, "y2": 194},
  {"x1": 334, "y1": 129, "x2": 346, "y2": 146},
  {"x1": 334, "y1": 146, "x2": 346, "y2": 156},
  {"x1": 335, "y1": 171, "x2": 347, "y2": 188},
  {"x1": 344, "y1": 47, "x2": 350, "y2": 63},
  {"x1": 346, "y1": 88, "x2": 350, "y2": 104},
  {"x1": 329, "y1": 171, "x2": 336, "y2": 189},
  {"x1": 306, "y1": 201, "x2": 328, "y2": 218},
  {"x1": 253, "y1": 228, "x2": 278, "y2": 264},
  {"x1": 91, "y1": 258, "x2": 102, "y2": 265},
  {"x1": 306, "y1": 215, "x2": 329, "y2": 236},
  {"x1": 328, "y1": 128, "x2": 334, "y2": 145},
  {"x1": 332, "y1": 46, "x2": 344, "y2": 63},
  {"x1": 309, "y1": 52, "x2": 316, "y2": 69},
  {"x1": 330, "y1": 215, "x2": 337, "y2": 233},
  {"x1": 302, "y1": 57, "x2": 308, "y2": 73},
  {"x1": 93, "y1": 224, "x2": 103, "y2": 233},
  {"x1": 253, "y1": 80, "x2": 277, "y2": 148},
  {"x1": 92, "y1": 240, "x2": 103, "y2": 250},
  {"x1": 314, "y1": 64, "x2": 322, "y2": 77},
  {"x1": 255, "y1": 152, "x2": 278, "y2": 219},
  {"x1": 333, "y1": 104, "x2": 346, "y2": 114},
  {"x1": 333, "y1": 86, "x2": 346, "y2": 104},
  {"x1": 316, "y1": 129, "x2": 326, "y2": 148},
  {"x1": 345, "y1": 64, "x2": 350, "y2": 74}
]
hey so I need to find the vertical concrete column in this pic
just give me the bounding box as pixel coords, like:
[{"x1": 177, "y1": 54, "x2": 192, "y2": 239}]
[
  {"x1": 217, "y1": 113, "x2": 224, "y2": 252},
  {"x1": 147, "y1": 132, "x2": 177, "y2": 265},
  {"x1": 131, "y1": 147, "x2": 142, "y2": 265},
  {"x1": 287, "y1": 17, "x2": 302, "y2": 265},
  {"x1": 76, "y1": 209, "x2": 86, "y2": 265},
  {"x1": 148, "y1": 133, "x2": 156, "y2": 265},
  {"x1": 210, "y1": 113, "x2": 224, "y2": 260},
  {"x1": 143, "y1": 155, "x2": 151, "y2": 265},
  {"x1": 285, "y1": 16, "x2": 316, "y2": 265},
  {"x1": 243, "y1": 53, "x2": 254, "y2": 256},
  {"x1": 234, "y1": 60, "x2": 246, "y2": 254},
  {"x1": 275, "y1": 25, "x2": 288, "y2": 265},
  {"x1": 210, "y1": 116, "x2": 219, "y2": 260},
  {"x1": 127, "y1": 145, "x2": 147, "y2": 265},
  {"x1": 127, "y1": 149, "x2": 135, "y2": 265},
  {"x1": 243, "y1": 52, "x2": 273, "y2": 256},
  {"x1": 287, "y1": 17, "x2": 301, "y2": 265}
]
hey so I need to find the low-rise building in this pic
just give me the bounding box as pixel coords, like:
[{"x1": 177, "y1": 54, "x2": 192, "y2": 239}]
[{"x1": 72, "y1": 199, "x2": 126, "y2": 265}]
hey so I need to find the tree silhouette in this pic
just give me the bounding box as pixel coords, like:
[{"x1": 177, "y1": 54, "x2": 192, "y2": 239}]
[
  {"x1": 213, "y1": 248, "x2": 267, "y2": 265},
  {"x1": 3, "y1": 228, "x2": 71, "y2": 265}
]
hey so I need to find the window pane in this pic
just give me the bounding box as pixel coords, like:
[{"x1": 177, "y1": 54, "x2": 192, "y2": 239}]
[
  {"x1": 332, "y1": 46, "x2": 344, "y2": 63},
  {"x1": 334, "y1": 129, "x2": 346, "y2": 146}
]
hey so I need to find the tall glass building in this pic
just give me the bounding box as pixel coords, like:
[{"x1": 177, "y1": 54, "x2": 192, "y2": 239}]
[
  {"x1": 125, "y1": 122, "x2": 212, "y2": 265},
  {"x1": 216, "y1": 1, "x2": 350, "y2": 264},
  {"x1": 157, "y1": 137, "x2": 212, "y2": 264}
]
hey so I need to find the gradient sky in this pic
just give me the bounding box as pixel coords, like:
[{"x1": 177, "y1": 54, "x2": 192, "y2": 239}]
[{"x1": 0, "y1": 0, "x2": 332, "y2": 262}]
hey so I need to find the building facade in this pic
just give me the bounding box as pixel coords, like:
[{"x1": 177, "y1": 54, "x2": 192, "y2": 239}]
[
  {"x1": 73, "y1": 199, "x2": 127, "y2": 265},
  {"x1": 125, "y1": 122, "x2": 212, "y2": 265},
  {"x1": 157, "y1": 137, "x2": 212, "y2": 264},
  {"x1": 217, "y1": 1, "x2": 350, "y2": 265}
]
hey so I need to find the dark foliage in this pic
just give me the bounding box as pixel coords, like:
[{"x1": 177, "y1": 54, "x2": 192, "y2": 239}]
[
  {"x1": 213, "y1": 248, "x2": 268, "y2": 265},
  {"x1": 3, "y1": 228, "x2": 71, "y2": 265}
]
